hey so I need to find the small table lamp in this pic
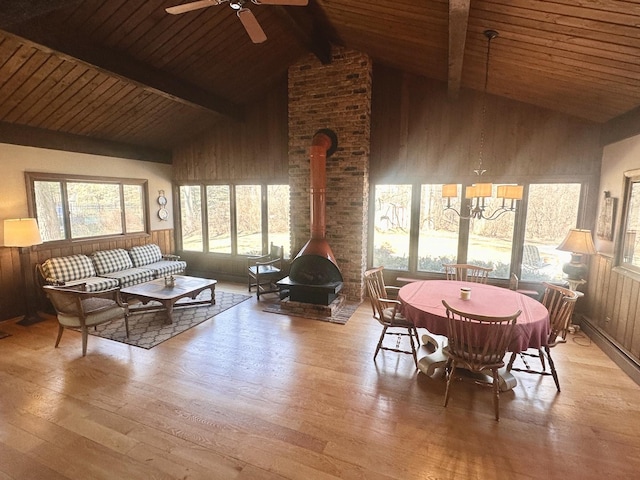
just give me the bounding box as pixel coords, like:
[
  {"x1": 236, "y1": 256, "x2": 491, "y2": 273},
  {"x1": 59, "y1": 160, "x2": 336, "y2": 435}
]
[
  {"x1": 4, "y1": 218, "x2": 44, "y2": 326},
  {"x1": 557, "y1": 228, "x2": 596, "y2": 287}
]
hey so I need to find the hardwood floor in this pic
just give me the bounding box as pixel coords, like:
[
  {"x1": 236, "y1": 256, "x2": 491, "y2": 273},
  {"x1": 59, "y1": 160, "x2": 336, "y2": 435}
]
[{"x1": 1, "y1": 282, "x2": 639, "y2": 479}]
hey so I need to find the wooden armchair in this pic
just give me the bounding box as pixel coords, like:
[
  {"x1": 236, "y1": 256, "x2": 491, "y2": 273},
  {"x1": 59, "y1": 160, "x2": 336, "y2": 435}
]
[
  {"x1": 247, "y1": 243, "x2": 284, "y2": 299},
  {"x1": 442, "y1": 300, "x2": 521, "y2": 421},
  {"x1": 443, "y1": 263, "x2": 492, "y2": 283},
  {"x1": 42, "y1": 285, "x2": 129, "y2": 357},
  {"x1": 507, "y1": 282, "x2": 578, "y2": 391},
  {"x1": 364, "y1": 267, "x2": 419, "y2": 368}
]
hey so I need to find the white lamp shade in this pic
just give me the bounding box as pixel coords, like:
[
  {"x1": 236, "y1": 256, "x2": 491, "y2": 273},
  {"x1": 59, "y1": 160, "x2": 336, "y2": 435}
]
[
  {"x1": 4, "y1": 218, "x2": 43, "y2": 247},
  {"x1": 557, "y1": 228, "x2": 596, "y2": 255}
]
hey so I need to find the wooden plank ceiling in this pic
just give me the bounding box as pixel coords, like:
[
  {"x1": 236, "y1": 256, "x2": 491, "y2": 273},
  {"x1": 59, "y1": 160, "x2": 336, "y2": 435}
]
[{"x1": 0, "y1": 0, "x2": 639, "y2": 162}]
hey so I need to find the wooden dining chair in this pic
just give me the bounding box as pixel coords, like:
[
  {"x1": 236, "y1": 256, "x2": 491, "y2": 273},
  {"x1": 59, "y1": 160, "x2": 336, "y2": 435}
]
[
  {"x1": 443, "y1": 263, "x2": 493, "y2": 283},
  {"x1": 509, "y1": 273, "x2": 540, "y2": 300},
  {"x1": 506, "y1": 282, "x2": 578, "y2": 391},
  {"x1": 442, "y1": 300, "x2": 521, "y2": 421},
  {"x1": 364, "y1": 267, "x2": 419, "y2": 368}
]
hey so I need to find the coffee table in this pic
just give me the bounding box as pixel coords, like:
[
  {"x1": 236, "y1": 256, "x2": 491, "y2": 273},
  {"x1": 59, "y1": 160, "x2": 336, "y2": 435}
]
[{"x1": 120, "y1": 275, "x2": 217, "y2": 324}]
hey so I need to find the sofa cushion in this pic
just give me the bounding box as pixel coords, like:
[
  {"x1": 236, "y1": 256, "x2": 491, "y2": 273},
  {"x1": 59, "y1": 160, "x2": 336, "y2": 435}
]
[
  {"x1": 91, "y1": 249, "x2": 133, "y2": 275},
  {"x1": 99, "y1": 268, "x2": 154, "y2": 288},
  {"x1": 129, "y1": 244, "x2": 163, "y2": 267},
  {"x1": 41, "y1": 255, "x2": 97, "y2": 283},
  {"x1": 143, "y1": 260, "x2": 187, "y2": 278}
]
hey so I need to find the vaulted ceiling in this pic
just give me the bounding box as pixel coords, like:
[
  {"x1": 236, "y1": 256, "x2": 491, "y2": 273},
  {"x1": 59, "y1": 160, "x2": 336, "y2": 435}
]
[{"x1": 1, "y1": 0, "x2": 639, "y2": 163}]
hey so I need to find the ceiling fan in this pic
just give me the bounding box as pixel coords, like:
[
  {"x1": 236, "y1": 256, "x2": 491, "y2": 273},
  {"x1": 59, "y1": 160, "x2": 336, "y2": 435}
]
[{"x1": 165, "y1": 0, "x2": 309, "y2": 44}]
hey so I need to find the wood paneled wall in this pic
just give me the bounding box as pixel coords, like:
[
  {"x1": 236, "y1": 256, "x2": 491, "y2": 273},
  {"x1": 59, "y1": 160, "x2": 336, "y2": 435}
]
[
  {"x1": 585, "y1": 254, "x2": 640, "y2": 376},
  {"x1": 371, "y1": 65, "x2": 603, "y2": 184},
  {"x1": 0, "y1": 230, "x2": 176, "y2": 321},
  {"x1": 172, "y1": 80, "x2": 288, "y2": 183}
]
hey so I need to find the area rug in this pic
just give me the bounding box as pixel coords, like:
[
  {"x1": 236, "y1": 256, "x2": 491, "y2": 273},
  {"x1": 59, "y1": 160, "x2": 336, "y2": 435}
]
[
  {"x1": 88, "y1": 290, "x2": 251, "y2": 349},
  {"x1": 262, "y1": 298, "x2": 360, "y2": 325}
]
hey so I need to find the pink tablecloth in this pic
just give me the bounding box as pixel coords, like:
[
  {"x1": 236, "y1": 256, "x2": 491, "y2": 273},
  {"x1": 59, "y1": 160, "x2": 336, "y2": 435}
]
[{"x1": 399, "y1": 280, "x2": 550, "y2": 353}]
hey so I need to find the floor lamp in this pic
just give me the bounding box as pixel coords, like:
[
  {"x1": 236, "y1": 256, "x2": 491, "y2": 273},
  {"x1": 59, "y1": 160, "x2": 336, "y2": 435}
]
[{"x1": 4, "y1": 218, "x2": 44, "y2": 326}]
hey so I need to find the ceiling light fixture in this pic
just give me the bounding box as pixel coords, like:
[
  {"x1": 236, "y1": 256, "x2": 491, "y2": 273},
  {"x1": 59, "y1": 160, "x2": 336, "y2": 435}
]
[{"x1": 442, "y1": 29, "x2": 523, "y2": 221}]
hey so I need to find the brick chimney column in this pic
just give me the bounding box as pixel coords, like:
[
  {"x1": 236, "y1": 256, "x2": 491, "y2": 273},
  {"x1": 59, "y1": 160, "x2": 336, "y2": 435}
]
[{"x1": 288, "y1": 46, "x2": 372, "y2": 301}]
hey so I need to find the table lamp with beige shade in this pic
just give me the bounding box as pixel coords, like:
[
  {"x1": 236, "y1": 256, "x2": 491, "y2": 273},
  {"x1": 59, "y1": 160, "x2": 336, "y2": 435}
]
[
  {"x1": 3, "y1": 218, "x2": 44, "y2": 326},
  {"x1": 556, "y1": 228, "x2": 597, "y2": 291}
]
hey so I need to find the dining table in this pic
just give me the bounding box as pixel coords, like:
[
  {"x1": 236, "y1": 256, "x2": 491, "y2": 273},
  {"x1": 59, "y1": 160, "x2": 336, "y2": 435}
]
[{"x1": 398, "y1": 279, "x2": 550, "y2": 391}]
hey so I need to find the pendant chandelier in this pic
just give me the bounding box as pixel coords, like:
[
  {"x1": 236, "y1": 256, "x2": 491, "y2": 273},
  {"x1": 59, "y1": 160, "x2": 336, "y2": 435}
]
[{"x1": 443, "y1": 29, "x2": 522, "y2": 221}]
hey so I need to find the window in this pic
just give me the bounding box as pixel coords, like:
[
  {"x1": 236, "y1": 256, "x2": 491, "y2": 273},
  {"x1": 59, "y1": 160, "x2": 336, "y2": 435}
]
[
  {"x1": 178, "y1": 183, "x2": 289, "y2": 257},
  {"x1": 206, "y1": 185, "x2": 231, "y2": 253},
  {"x1": 372, "y1": 184, "x2": 412, "y2": 270},
  {"x1": 467, "y1": 188, "x2": 516, "y2": 277},
  {"x1": 418, "y1": 184, "x2": 459, "y2": 271},
  {"x1": 28, "y1": 173, "x2": 147, "y2": 243},
  {"x1": 521, "y1": 183, "x2": 581, "y2": 281},
  {"x1": 236, "y1": 185, "x2": 262, "y2": 256},
  {"x1": 180, "y1": 185, "x2": 203, "y2": 251},
  {"x1": 267, "y1": 184, "x2": 290, "y2": 250},
  {"x1": 371, "y1": 181, "x2": 585, "y2": 282},
  {"x1": 620, "y1": 171, "x2": 640, "y2": 271}
]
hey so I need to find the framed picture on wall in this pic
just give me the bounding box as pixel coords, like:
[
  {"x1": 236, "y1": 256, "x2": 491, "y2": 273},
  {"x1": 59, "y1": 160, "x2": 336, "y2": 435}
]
[{"x1": 597, "y1": 194, "x2": 617, "y2": 241}]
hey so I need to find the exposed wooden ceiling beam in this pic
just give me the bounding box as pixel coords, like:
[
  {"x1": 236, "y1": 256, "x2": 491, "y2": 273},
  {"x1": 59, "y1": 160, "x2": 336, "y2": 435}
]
[
  {"x1": 447, "y1": 0, "x2": 470, "y2": 99},
  {"x1": 273, "y1": 5, "x2": 332, "y2": 65},
  {"x1": 0, "y1": 20, "x2": 245, "y2": 122},
  {"x1": 0, "y1": 121, "x2": 172, "y2": 163}
]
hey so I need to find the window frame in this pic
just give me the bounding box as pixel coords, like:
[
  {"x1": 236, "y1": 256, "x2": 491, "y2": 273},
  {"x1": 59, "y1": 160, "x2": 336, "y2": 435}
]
[
  {"x1": 616, "y1": 169, "x2": 640, "y2": 275},
  {"x1": 176, "y1": 181, "x2": 290, "y2": 258},
  {"x1": 26, "y1": 171, "x2": 149, "y2": 246},
  {"x1": 368, "y1": 179, "x2": 589, "y2": 282}
]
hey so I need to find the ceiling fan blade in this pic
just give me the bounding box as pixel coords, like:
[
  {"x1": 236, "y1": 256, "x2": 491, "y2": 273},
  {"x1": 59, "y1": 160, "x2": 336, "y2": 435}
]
[
  {"x1": 237, "y1": 8, "x2": 267, "y2": 44},
  {"x1": 166, "y1": 0, "x2": 225, "y2": 15},
  {"x1": 253, "y1": 0, "x2": 309, "y2": 5}
]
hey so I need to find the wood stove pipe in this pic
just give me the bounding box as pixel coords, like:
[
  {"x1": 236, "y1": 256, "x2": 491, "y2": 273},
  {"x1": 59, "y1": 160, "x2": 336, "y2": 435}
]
[{"x1": 291, "y1": 128, "x2": 340, "y2": 269}]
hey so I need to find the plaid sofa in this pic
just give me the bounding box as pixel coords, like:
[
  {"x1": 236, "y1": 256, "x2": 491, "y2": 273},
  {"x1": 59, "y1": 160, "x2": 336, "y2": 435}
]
[{"x1": 38, "y1": 244, "x2": 186, "y2": 291}]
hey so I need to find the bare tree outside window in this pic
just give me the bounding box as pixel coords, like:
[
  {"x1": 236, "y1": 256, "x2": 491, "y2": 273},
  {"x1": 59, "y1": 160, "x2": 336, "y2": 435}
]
[
  {"x1": 180, "y1": 185, "x2": 203, "y2": 251},
  {"x1": 268, "y1": 185, "x2": 290, "y2": 256},
  {"x1": 207, "y1": 185, "x2": 231, "y2": 253},
  {"x1": 521, "y1": 184, "x2": 581, "y2": 281},
  {"x1": 418, "y1": 184, "x2": 460, "y2": 271},
  {"x1": 236, "y1": 185, "x2": 262, "y2": 255},
  {"x1": 34, "y1": 180, "x2": 65, "y2": 242},
  {"x1": 373, "y1": 184, "x2": 412, "y2": 270}
]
